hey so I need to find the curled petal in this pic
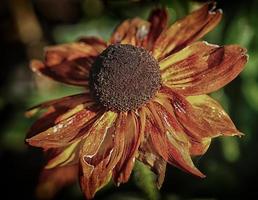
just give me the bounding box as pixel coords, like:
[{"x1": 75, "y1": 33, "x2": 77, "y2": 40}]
[
  {"x1": 113, "y1": 108, "x2": 146, "y2": 185},
  {"x1": 109, "y1": 18, "x2": 150, "y2": 47},
  {"x1": 26, "y1": 92, "x2": 92, "y2": 117},
  {"x1": 79, "y1": 112, "x2": 125, "y2": 199},
  {"x1": 154, "y1": 92, "x2": 212, "y2": 157},
  {"x1": 153, "y1": 2, "x2": 222, "y2": 60},
  {"x1": 146, "y1": 7, "x2": 168, "y2": 50},
  {"x1": 161, "y1": 87, "x2": 242, "y2": 141},
  {"x1": 26, "y1": 102, "x2": 101, "y2": 149},
  {"x1": 45, "y1": 140, "x2": 81, "y2": 169},
  {"x1": 26, "y1": 93, "x2": 93, "y2": 137},
  {"x1": 78, "y1": 36, "x2": 107, "y2": 53},
  {"x1": 160, "y1": 41, "x2": 248, "y2": 96},
  {"x1": 138, "y1": 135, "x2": 167, "y2": 189},
  {"x1": 36, "y1": 165, "x2": 78, "y2": 200},
  {"x1": 31, "y1": 42, "x2": 99, "y2": 86},
  {"x1": 146, "y1": 102, "x2": 205, "y2": 178}
]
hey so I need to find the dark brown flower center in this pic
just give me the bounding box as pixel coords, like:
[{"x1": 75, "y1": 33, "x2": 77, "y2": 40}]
[{"x1": 89, "y1": 44, "x2": 161, "y2": 112}]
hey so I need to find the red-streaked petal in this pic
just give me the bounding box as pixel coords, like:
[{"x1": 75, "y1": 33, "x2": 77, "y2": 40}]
[
  {"x1": 138, "y1": 135, "x2": 167, "y2": 189},
  {"x1": 36, "y1": 165, "x2": 78, "y2": 200},
  {"x1": 109, "y1": 18, "x2": 150, "y2": 47},
  {"x1": 78, "y1": 36, "x2": 107, "y2": 53},
  {"x1": 26, "y1": 93, "x2": 93, "y2": 138},
  {"x1": 152, "y1": 93, "x2": 189, "y2": 144},
  {"x1": 146, "y1": 102, "x2": 205, "y2": 178},
  {"x1": 113, "y1": 108, "x2": 146, "y2": 185},
  {"x1": 160, "y1": 87, "x2": 242, "y2": 141},
  {"x1": 160, "y1": 41, "x2": 248, "y2": 96},
  {"x1": 154, "y1": 92, "x2": 212, "y2": 157},
  {"x1": 26, "y1": 104, "x2": 102, "y2": 149},
  {"x1": 31, "y1": 42, "x2": 99, "y2": 86},
  {"x1": 152, "y1": 2, "x2": 222, "y2": 60},
  {"x1": 146, "y1": 8, "x2": 168, "y2": 50},
  {"x1": 79, "y1": 111, "x2": 124, "y2": 199}
]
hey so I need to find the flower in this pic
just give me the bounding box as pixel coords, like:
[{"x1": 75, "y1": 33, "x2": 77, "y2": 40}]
[{"x1": 26, "y1": 2, "x2": 248, "y2": 199}]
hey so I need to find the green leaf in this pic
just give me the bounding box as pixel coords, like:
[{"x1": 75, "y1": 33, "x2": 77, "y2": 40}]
[{"x1": 133, "y1": 161, "x2": 160, "y2": 200}]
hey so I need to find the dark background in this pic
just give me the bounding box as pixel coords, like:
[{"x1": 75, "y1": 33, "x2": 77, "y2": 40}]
[{"x1": 1, "y1": 0, "x2": 258, "y2": 199}]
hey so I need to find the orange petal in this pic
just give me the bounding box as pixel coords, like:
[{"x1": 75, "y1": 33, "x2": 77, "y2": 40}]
[
  {"x1": 79, "y1": 111, "x2": 125, "y2": 199},
  {"x1": 152, "y1": 2, "x2": 222, "y2": 60},
  {"x1": 190, "y1": 138, "x2": 211, "y2": 156},
  {"x1": 146, "y1": 102, "x2": 205, "y2": 178},
  {"x1": 26, "y1": 102, "x2": 101, "y2": 149},
  {"x1": 78, "y1": 36, "x2": 107, "y2": 53},
  {"x1": 31, "y1": 42, "x2": 99, "y2": 86},
  {"x1": 160, "y1": 87, "x2": 242, "y2": 141},
  {"x1": 146, "y1": 8, "x2": 168, "y2": 50},
  {"x1": 187, "y1": 94, "x2": 243, "y2": 137},
  {"x1": 160, "y1": 41, "x2": 248, "y2": 96},
  {"x1": 109, "y1": 18, "x2": 150, "y2": 47},
  {"x1": 138, "y1": 135, "x2": 167, "y2": 189},
  {"x1": 154, "y1": 92, "x2": 212, "y2": 157},
  {"x1": 113, "y1": 108, "x2": 146, "y2": 185},
  {"x1": 36, "y1": 165, "x2": 78, "y2": 200},
  {"x1": 26, "y1": 93, "x2": 93, "y2": 137}
]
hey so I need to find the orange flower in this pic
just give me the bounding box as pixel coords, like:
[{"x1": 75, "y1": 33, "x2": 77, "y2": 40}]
[{"x1": 26, "y1": 2, "x2": 248, "y2": 199}]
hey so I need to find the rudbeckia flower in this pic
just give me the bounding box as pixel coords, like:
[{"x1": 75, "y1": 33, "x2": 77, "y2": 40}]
[{"x1": 26, "y1": 2, "x2": 248, "y2": 199}]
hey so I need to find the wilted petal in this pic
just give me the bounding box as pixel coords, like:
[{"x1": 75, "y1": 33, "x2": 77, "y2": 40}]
[
  {"x1": 187, "y1": 94, "x2": 242, "y2": 137},
  {"x1": 146, "y1": 8, "x2": 168, "y2": 50},
  {"x1": 146, "y1": 102, "x2": 205, "y2": 178},
  {"x1": 78, "y1": 36, "x2": 107, "y2": 53},
  {"x1": 160, "y1": 87, "x2": 242, "y2": 141},
  {"x1": 26, "y1": 102, "x2": 101, "y2": 149},
  {"x1": 154, "y1": 92, "x2": 212, "y2": 157},
  {"x1": 45, "y1": 140, "x2": 81, "y2": 169},
  {"x1": 26, "y1": 93, "x2": 93, "y2": 137},
  {"x1": 153, "y1": 2, "x2": 222, "y2": 60},
  {"x1": 31, "y1": 42, "x2": 99, "y2": 86},
  {"x1": 110, "y1": 18, "x2": 150, "y2": 47},
  {"x1": 79, "y1": 112, "x2": 125, "y2": 199},
  {"x1": 160, "y1": 41, "x2": 248, "y2": 96},
  {"x1": 36, "y1": 165, "x2": 78, "y2": 200},
  {"x1": 113, "y1": 109, "x2": 146, "y2": 185},
  {"x1": 190, "y1": 138, "x2": 211, "y2": 156},
  {"x1": 138, "y1": 135, "x2": 167, "y2": 189}
]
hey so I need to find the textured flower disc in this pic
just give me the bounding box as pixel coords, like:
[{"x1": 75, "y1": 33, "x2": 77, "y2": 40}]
[{"x1": 90, "y1": 44, "x2": 161, "y2": 112}]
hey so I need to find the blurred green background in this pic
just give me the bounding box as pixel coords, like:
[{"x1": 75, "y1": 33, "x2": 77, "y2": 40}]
[{"x1": 0, "y1": 0, "x2": 258, "y2": 199}]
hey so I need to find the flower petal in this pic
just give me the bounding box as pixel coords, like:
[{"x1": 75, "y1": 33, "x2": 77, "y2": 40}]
[
  {"x1": 187, "y1": 94, "x2": 242, "y2": 137},
  {"x1": 45, "y1": 140, "x2": 81, "y2": 169},
  {"x1": 78, "y1": 36, "x2": 107, "y2": 53},
  {"x1": 109, "y1": 18, "x2": 150, "y2": 47},
  {"x1": 153, "y1": 2, "x2": 222, "y2": 60},
  {"x1": 160, "y1": 41, "x2": 248, "y2": 96},
  {"x1": 146, "y1": 101, "x2": 205, "y2": 178},
  {"x1": 160, "y1": 87, "x2": 242, "y2": 141},
  {"x1": 36, "y1": 165, "x2": 78, "y2": 200},
  {"x1": 146, "y1": 8, "x2": 168, "y2": 50},
  {"x1": 26, "y1": 96, "x2": 101, "y2": 149},
  {"x1": 31, "y1": 42, "x2": 99, "y2": 86},
  {"x1": 26, "y1": 93, "x2": 93, "y2": 137},
  {"x1": 79, "y1": 111, "x2": 125, "y2": 199},
  {"x1": 138, "y1": 134, "x2": 167, "y2": 189},
  {"x1": 154, "y1": 92, "x2": 212, "y2": 157},
  {"x1": 190, "y1": 138, "x2": 211, "y2": 156},
  {"x1": 113, "y1": 108, "x2": 146, "y2": 185}
]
